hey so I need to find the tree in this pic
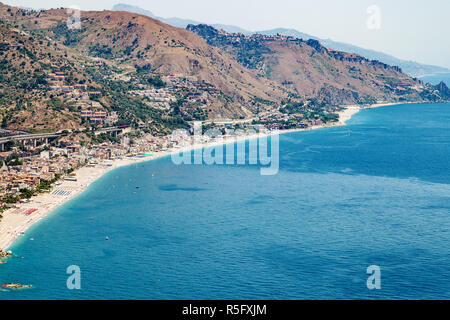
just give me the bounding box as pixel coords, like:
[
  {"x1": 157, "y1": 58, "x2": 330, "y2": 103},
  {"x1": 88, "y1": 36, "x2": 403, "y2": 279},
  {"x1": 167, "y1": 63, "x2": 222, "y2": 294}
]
[
  {"x1": 20, "y1": 188, "x2": 34, "y2": 199},
  {"x1": 1, "y1": 116, "x2": 7, "y2": 128}
]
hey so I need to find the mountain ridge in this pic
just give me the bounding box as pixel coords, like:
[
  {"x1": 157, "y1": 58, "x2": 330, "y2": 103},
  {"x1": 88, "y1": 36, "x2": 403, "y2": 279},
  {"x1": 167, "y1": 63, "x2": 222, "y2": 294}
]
[
  {"x1": 0, "y1": 2, "x2": 448, "y2": 134},
  {"x1": 259, "y1": 28, "x2": 450, "y2": 79},
  {"x1": 112, "y1": 3, "x2": 250, "y2": 38},
  {"x1": 0, "y1": 2, "x2": 294, "y2": 131},
  {"x1": 112, "y1": 3, "x2": 450, "y2": 78},
  {"x1": 187, "y1": 24, "x2": 433, "y2": 106}
]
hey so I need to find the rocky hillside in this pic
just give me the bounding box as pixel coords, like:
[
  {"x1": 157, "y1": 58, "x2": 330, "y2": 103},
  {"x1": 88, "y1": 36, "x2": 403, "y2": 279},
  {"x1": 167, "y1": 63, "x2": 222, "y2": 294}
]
[
  {"x1": 258, "y1": 28, "x2": 450, "y2": 78},
  {"x1": 187, "y1": 24, "x2": 442, "y2": 106},
  {"x1": 0, "y1": 19, "x2": 179, "y2": 133},
  {"x1": 112, "y1": 3, "x2": 450, "y2": 78},
  {"x1": 0, "y1": 3, "x2": 447, "y2": 134},
  {"x1": 0, "y1": 21, "x2": 95, "y2": 131},
  {"x1": 0, "y1": 4, "x2": 292, "y2": 118}
]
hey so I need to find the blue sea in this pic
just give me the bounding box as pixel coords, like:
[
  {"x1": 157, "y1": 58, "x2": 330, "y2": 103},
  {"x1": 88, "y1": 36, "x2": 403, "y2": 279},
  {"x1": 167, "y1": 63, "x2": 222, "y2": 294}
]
[{"x1": 1, "y1": 102, "x2": 449, "y2": 300}]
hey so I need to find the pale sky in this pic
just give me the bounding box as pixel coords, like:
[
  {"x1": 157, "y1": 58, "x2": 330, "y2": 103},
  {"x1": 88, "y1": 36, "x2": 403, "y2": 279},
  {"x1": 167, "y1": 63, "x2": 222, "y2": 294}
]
[{"x1": 4, "y1": 0, "x2": 450, "y2": 69}]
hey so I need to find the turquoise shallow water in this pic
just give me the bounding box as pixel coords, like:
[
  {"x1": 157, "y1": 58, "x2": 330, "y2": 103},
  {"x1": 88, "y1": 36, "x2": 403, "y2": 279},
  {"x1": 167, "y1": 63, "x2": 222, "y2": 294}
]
[{"x1": 0, "y1": 102, "x2": 449, "y2": 300}]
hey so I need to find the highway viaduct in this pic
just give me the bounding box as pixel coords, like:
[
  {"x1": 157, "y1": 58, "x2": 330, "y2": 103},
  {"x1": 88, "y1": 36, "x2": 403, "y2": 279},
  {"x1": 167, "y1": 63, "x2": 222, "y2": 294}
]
[{"x1": 0, "y1": 133, "x2": 62, "y2": 151}]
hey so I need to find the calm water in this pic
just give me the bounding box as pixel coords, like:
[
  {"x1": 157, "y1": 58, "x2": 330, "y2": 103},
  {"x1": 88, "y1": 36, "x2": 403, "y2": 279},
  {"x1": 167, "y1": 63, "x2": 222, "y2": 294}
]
[{"x1": 1, "y1": 103, "x2": 449, "y2": 300}]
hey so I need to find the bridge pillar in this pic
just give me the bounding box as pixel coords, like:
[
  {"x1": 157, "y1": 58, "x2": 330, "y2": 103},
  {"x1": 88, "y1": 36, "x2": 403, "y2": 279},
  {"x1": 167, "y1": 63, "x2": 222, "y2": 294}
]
[
  {"x1": 33, "y1": 139, "x2": 37, "y2": 148},
  {"x1": 0, "y1": 143, "x2": 4, "y2": 152},
  {"x1": 45, "y1": 138, "x2": 48, "y2": 145}
]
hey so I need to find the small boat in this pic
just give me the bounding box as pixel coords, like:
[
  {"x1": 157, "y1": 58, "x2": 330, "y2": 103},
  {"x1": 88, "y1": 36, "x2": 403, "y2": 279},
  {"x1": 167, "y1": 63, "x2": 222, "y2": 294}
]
[
  {"x1": 136, "y1": 186, "x2": 140, "y2": 189},
  {"x1": 2, "y1": 283, "x2": 32, "y2": 289},
  {"x1": 105, "y1": 236, "x2": 109, "y2": 240}
]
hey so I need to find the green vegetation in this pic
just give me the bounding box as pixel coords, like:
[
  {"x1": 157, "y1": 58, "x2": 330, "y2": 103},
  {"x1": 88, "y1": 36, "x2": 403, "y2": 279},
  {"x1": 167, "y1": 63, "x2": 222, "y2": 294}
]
[
  {"x1": 89, "y1": 44, "x2": 114, "y2": 59},
  {"x1": 253, "y1": 97, "x2": 277, "y2": 107},
  {"x1": 86, "y1": 132, "x2": 120, "y2": 145},
  {"x1": 51, "y1": 22, "x2": 88, "y2": 47},
  {"x1": 5, "y1": 153, "x2": 23, "y2": 166},
  {"x1": 318, "y1": 111, "x2": 339, "y2": 123},
  {"x1": 36, "y1": 174, "x2": 61, "y2": 193},
  {"x1": 85, "y1": 63, "x2": 190, "y2": 132},
  {"x1": 186, "y1": 24, "x2": 272, "y2": 70},
  {"x1": 357, "y1": 95, "x2": 377, "y2": 105},
  {"x1": 280, "y1": 101, "x2": 305, "y2": 114},
  {"x1": 146, "y1": 76, "x2": 166, "y2": 89},
  {"x1": 236, "y1": 41, "x2": 272, "y2": 70}
]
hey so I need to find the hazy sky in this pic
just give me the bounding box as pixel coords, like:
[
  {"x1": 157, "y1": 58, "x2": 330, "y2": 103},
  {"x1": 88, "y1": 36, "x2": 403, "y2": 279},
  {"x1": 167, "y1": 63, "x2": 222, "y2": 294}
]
[{"x1": 4, "y1": 0, "x2": 450, "y2": 69}]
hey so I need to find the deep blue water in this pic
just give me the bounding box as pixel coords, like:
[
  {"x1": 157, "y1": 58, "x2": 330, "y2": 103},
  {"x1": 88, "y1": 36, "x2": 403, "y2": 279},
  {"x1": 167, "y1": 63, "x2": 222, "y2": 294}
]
[{"x1": 1, "y1": 102, "x2": 449, "y2": 300}]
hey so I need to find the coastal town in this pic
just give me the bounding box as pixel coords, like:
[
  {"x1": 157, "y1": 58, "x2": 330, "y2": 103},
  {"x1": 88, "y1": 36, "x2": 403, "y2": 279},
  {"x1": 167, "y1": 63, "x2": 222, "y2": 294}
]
[
  {"x1": 0, "y1": 50, "x2": 375, "y2": 264},
  {"x1": 0, "y1": 128, "x2": 170, "y2": 213},
  {"x1": 0, "y1": 100, "x2": 367, "y2": 256},
  {"x1": 0, "y1": 124, "x2": 196, "y2": 256},
  {"x1": 1, "y1": 0, "x2": 450, "y2": 303},
  {"x1": 0, "y1": 25, "x2": 440, "y2": 261},
  {"x1": 0, "y1": 59, "x2": 353, "y2": 218},
  {"x1": 0, "y1": 120, "x2": 343, "y2": 219}
]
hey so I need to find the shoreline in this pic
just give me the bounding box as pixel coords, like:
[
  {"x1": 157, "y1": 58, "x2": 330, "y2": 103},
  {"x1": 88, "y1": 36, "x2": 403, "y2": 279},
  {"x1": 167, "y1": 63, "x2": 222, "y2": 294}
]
[{"x1": 0, "y1": 101, "x2": 409, "y2": 252}]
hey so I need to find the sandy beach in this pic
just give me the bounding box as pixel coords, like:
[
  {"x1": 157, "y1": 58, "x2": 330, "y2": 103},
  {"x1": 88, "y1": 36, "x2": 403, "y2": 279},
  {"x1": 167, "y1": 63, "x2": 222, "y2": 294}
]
[{"x1": 0, "y1": 102, "x2": 401, "y2": 252}]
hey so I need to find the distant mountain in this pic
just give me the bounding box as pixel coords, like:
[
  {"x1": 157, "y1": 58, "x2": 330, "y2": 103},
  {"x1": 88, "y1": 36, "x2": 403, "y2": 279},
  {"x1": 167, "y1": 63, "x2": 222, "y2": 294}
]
[
  {"x1": 112, "y1": 4, "x2": 250, "y2": 35},
  {"x1": 112, "y1": 4, "x2": 450, "y2": 78}
]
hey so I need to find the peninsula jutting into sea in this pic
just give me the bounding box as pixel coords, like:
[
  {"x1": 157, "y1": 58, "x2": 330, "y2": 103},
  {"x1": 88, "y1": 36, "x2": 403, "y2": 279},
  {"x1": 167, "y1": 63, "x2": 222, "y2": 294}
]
[{"x1": 0, "y1": 1, "x2": 449, "y2": 304}]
